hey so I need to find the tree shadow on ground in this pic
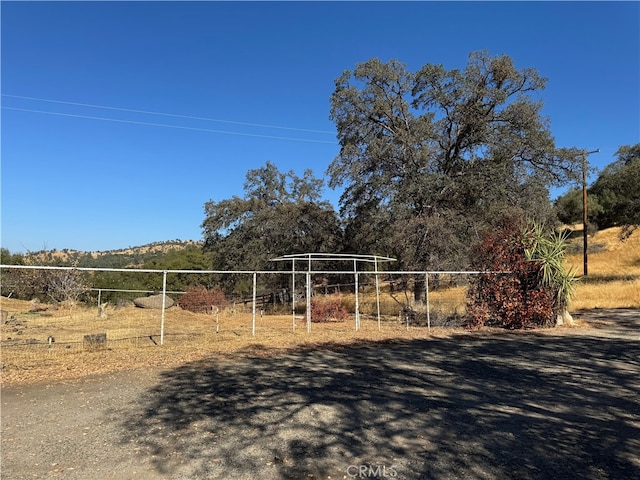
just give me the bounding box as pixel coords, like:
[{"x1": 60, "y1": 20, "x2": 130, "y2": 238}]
[{"x1": 120, "y1": 314, "x2": 640, "y2": 479}]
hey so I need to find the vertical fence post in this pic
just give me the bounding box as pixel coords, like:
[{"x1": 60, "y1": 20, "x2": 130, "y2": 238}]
[
  {"x1": 160, "y1": 271, "x2": 167, "y2": 345},
  {"x1": 307, "y1": 254, "x2": 312, "y2": 333},
  {"x1": 252, "y1": 272, "x2": 257, "y2": 336},
  {"x1": 375, "y1": 258, "x2": 381, "y2": 331},
  {"x1": 426, "y1": 272, "x2": 430, "y2": 333},
  {"x1": 97, "y1": 289, "x2": 102, "y2": 308},
  {"x1": 354, "y1": 259, "x2": 360, "y2": 331},
  {"x1": 292, "y1": 260, "x2": 296, "y2": 332},
  {"x1": 306, "y1": 256, "x2": 312, "y2": 332}
]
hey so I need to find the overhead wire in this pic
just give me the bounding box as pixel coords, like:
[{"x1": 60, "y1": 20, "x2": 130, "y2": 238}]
[
  {"x1": 2, "y1": 106, "x2": 337, "y2": 144},
  {"x1": 2, "y1": 93, "x2": 338, "y2": 145},
  {"x1": 2, "y1": 94, "x2": 335, "y2": 134}
]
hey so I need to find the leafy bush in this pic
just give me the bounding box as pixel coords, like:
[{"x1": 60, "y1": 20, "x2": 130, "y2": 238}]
[
  {"x1": 466, "y1": 219, "x2": 567, "y2": 330},
  {"x1": 178, "y1": 285, "x2": 227, "y2": 313},
  {"x1": 310, "y1": 294, "x2": 350, "y2": 322}
]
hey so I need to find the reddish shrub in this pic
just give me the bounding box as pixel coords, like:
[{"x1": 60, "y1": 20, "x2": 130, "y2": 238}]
[
  {"x1": 466, "y1": 219, "x2": 554, "y2": 329},
  {"x1": 310, "y1": 294, "x2": 350, "y2": 323},
  {"x1": 178, "y1": 285, "x2": 227, "y2": 314}
]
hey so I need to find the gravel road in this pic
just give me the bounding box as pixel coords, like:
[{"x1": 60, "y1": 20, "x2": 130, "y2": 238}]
[{"x1": 2, "y1": 309, "x2": 639, "y2": 480}]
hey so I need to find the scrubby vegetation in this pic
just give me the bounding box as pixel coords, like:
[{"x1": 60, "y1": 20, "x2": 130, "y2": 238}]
[
  {"x1": 310, "y1": 294, "x2": 350, "y2": 322},
  {"x1": 177, "y1": 285, "x2": 227, "y2": 314}
]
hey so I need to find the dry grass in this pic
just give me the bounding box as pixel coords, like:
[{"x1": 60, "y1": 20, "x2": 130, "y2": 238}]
[
  {"x1": 566, "y1": 226, "x2": 640, "y2": 275},
  {"x1": 571, "y1": 279, "x2": 640, "y2": 310},
  {"x1": 0, "y1": 295, "x2": 460, "y2": 386},
  {"x1": 565, "y1": 226, "x2": 640, "y2": 310}
]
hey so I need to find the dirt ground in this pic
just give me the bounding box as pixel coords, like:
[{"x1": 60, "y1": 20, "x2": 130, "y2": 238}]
[{"x1": 1, "y1": 309, "x2": 639, "y2": 480}]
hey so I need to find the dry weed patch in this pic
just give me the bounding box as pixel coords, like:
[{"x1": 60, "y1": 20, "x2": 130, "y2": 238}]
[
  {"x1": 566, "y1": 226, "x2": 640, "y2": 309},
  {"x1": 566, "y1": 226, "x2": 640, "y2": 276},
  {"x1": 571, "y1": 279, "x2": 640, "y2": 310},
  {"x1": 1, "y1": 296, "x2": 457, "y2": 386}
]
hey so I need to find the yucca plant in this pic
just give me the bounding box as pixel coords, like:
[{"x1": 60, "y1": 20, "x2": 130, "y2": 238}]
[{"x1": 524, "y1": 222, "x2": 577, "y2": 325}]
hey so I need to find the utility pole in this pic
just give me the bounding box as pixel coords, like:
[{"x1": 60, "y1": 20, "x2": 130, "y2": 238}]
[{"x1": 582, "y1": 149, "x2": 599, "y2": 276}]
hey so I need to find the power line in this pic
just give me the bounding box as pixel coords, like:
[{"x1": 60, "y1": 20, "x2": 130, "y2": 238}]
[
  {"x1": 2, "y1": 107, "x2": 337, "y2": 144},
  {"x1": 2, "y1": 94, "x2": 335, "y2": 135}
]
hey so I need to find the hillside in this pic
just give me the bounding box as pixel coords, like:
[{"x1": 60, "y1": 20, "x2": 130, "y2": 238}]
[
  {"x1": 565, "y1": 226, "x2": 640, "y2": 310},
  {"x1": 22, "y1": 240, "x2": 204, "y2": 268},
  {"x1": 565, "y1": 226, "x2": 640, "y2": 276}
]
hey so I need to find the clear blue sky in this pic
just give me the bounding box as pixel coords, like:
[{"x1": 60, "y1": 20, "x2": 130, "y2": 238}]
[{"x1": 2, "y1": 1, "x2": 638, "y2": 254}]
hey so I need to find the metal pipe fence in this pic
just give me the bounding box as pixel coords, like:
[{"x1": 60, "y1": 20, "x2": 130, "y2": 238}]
[{"x1": 1, "y1": 265, "x2": 485, "y2": 359}]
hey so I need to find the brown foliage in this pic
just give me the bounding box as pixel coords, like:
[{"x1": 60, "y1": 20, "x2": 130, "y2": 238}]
[
  {"x1": 178, "y1": 285, "x2": 227, "y2": 314},
  {"x1": 310, "y1": 294, "x2": 350, "y2": 323},
  {"x1": 466, "y1": 219, "x2": 555, "y2": 329}
]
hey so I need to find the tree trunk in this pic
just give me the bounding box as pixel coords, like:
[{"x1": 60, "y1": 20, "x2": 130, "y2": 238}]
[{"x1": 556, "y1": 309, "x2": 574, "y2": 327}]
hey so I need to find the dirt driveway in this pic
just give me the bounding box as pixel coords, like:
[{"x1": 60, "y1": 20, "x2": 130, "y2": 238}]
[{"x1": 2, "y1": 309, "x2": 639, "y2": 479}]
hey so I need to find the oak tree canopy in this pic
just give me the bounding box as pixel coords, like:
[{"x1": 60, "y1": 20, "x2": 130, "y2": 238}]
[{"x1": 328, "y1": 51, "x2": 581, "y2": 275}]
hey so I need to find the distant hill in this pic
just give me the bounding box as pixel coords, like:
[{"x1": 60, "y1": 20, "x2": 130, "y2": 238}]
[{"x1": 23, "y1": 240, "x2": 204, "y2": 268}]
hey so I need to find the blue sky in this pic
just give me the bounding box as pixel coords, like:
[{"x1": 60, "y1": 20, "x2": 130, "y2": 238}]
[{"x1": 2, "y1": 1, "x2": 638, "y2": 254}]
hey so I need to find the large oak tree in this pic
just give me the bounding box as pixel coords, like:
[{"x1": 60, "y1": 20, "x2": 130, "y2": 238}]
[{"x1": 328, "y1": 51, "x2": 581, "y2": 298}]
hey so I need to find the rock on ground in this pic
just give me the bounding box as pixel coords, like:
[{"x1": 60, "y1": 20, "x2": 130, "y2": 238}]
[{"x1": 133, "y1": 294, "x2": 174, "y2": 309}]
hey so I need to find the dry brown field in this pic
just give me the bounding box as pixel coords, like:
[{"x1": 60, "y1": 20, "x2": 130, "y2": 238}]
[
  {"x1": 566, "y1": 226, "x2": 640, "y2": 310},
  {"x1": 0, "y1": 294, "x2": 466, "y2": 386},
  {"x1": 1, "y1": 226, "x2": 638, "y2": 386}
]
